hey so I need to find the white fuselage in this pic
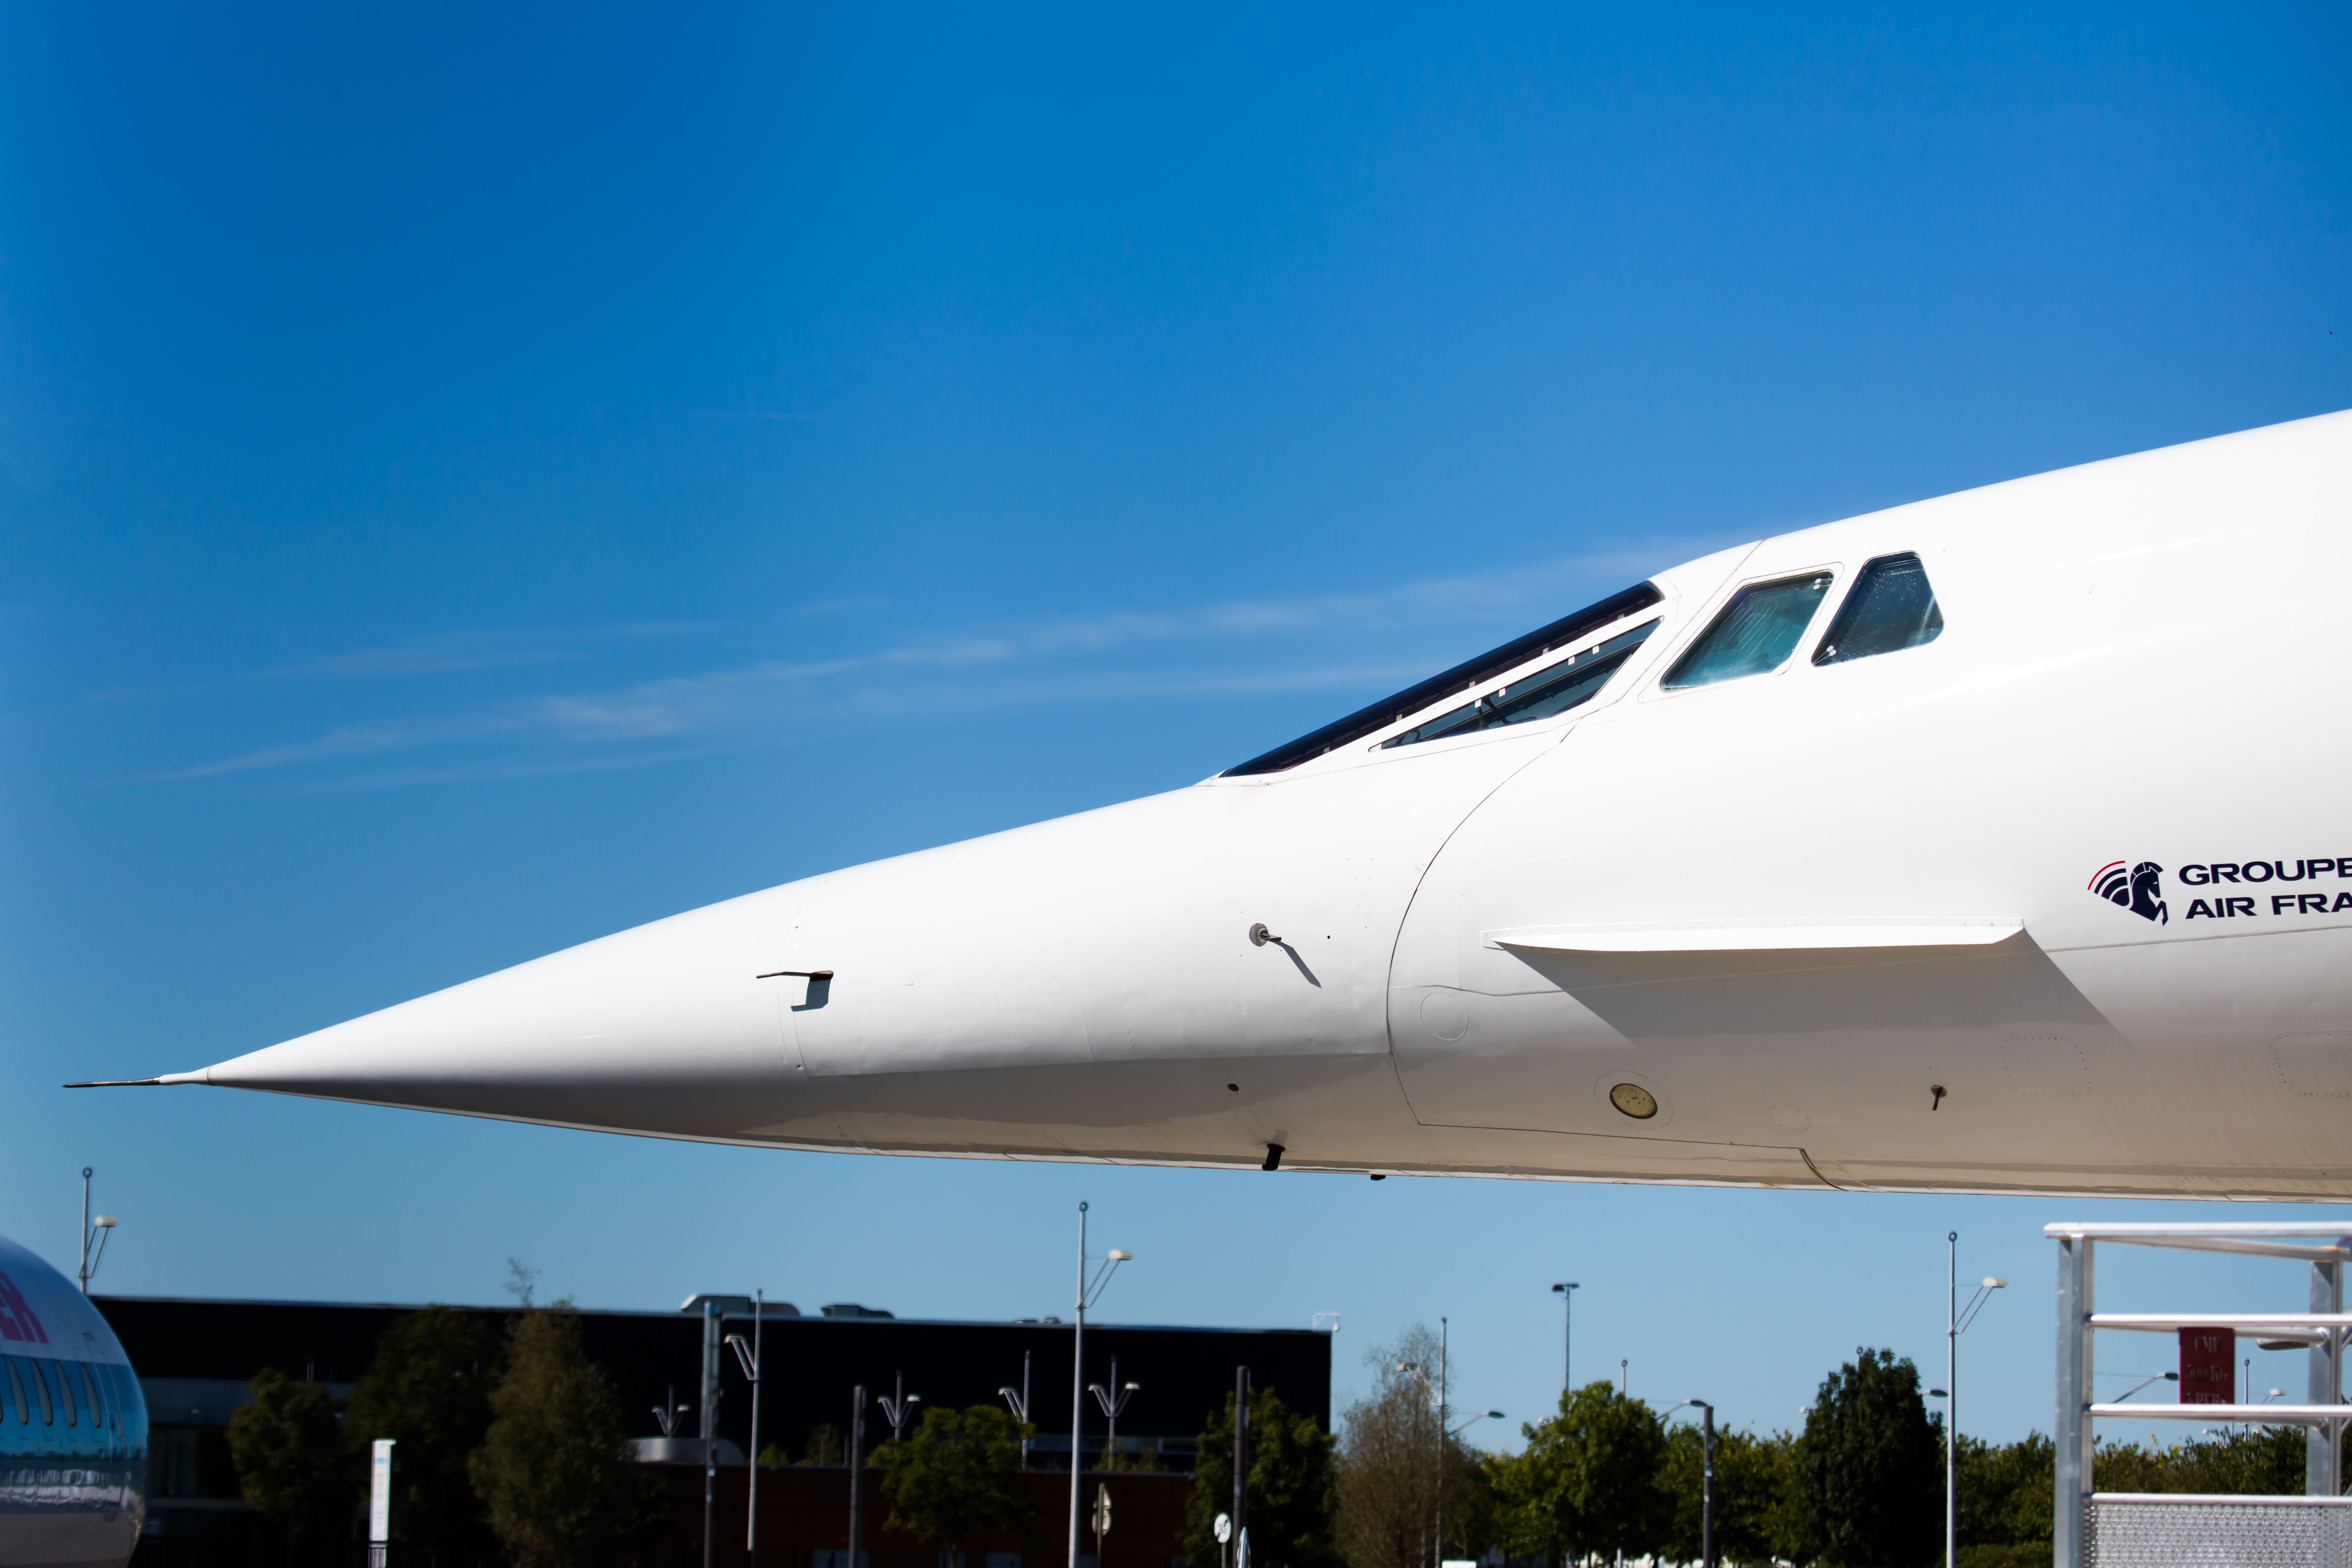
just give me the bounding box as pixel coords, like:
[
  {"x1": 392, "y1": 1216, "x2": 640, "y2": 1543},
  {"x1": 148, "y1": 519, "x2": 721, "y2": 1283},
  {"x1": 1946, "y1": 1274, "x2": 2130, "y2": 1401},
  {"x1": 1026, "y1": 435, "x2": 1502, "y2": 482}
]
[{"x1": 158, "y1": 411, "x2": 2352, "y2": 1199}]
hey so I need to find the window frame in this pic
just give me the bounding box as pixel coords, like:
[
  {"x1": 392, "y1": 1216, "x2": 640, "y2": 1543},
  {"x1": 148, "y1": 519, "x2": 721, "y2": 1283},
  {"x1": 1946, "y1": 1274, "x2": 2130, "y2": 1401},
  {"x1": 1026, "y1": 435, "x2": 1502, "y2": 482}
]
[
  {"x1": 1646, "y1": 561, "x2": 1845, "y2": 699},
  {"x1": 1215, "y1": 581, "x2": 1667, "y2": 778},
  {"x1": 1366, "y1": 614, "x2": 1668, "y2": 758},
  {"x1": 1809, "y1": 549, "x2": 1946, "y2": 668},
  {"x1": 26, "y1": 1356, "x2": 53, "y2": 1426}
]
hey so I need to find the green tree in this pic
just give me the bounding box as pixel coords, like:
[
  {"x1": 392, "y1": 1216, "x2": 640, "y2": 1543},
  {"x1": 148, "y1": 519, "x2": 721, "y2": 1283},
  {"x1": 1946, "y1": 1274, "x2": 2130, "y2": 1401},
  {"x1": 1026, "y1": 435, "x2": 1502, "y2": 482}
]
[
  {"x1": 226, "y1": 1367, "x2": 355, "y2": 1548},
  {"x1": 1488, "y1": 1381, "x2": 1668, "y2": 1566},
  {"x1": 345, "y1": 1305, "x2": 501, "y2": 1568},
  {"x1": 1953, "y1": 1430, "x2": 2053, "y2": 1568},
  {"x1": 1185, "y1": 1386, "x2": 1342, "y2": 1568},
  {"x1": 2091, "y1": 1427, "x2": 2309, "y2": 1497},
  {"x1": 1335, "y1": 1328, "x2": 1490, "y2": 1568},
  {"x1": 1792, "y1": 1348, "x2": 1939, "y2": 1568},
  {"x1": 875, "y1": 1404, "x2": 1032, "y2": 1552},
  {"x1": 468, "y1": 1304, "x2": 667, "y2": 1568},
  {"x1": 1098, "y1": 1438, "x2": 1168, "y2": 1472},
  {"x1": 800, "y1": 1422, "x2": 847, "y2": 1465},
  {"x1": 1660, "y1": 1422, "x2": 1793, "y2": 1566}
]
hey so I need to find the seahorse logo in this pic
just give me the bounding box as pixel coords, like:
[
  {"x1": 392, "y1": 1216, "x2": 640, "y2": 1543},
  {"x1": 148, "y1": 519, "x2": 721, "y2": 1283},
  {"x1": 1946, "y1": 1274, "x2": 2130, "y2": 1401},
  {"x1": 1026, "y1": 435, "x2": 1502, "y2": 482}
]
[
  {"x1": 0, "y1": 1267, "x2": 49, "y2": 1344},
  {"x1": 2090, "y1": 861, "x2": 2168, "y2": 925}
]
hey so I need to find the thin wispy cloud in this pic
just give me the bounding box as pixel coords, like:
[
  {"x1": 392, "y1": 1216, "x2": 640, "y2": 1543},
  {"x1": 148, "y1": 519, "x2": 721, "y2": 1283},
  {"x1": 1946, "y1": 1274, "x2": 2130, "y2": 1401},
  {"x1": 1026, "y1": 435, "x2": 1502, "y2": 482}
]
[
  {"x1": 90, "y1": 622, "x2": 722, "y2": 704},
  {"x1": 288, "y1": 638, "x2": 584, "y2": 680},
  {"x1": 274, "y1": 623, "x2": 718, "y2": 682},
  {"x1": 142, "y1": 543, "x2": 1717, "y2": 789}
]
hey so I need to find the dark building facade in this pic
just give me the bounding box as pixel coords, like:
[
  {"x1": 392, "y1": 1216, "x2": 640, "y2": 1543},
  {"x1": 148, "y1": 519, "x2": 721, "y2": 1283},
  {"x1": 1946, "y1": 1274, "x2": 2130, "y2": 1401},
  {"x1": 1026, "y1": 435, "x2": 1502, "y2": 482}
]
[{"x1": 96, "y1": 1294, "x2": 1332, "y2": 1568}]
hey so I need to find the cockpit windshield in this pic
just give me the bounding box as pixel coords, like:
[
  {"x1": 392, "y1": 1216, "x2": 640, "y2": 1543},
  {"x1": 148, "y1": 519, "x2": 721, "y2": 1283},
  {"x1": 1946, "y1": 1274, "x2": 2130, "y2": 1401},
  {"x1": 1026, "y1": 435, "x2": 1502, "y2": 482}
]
[
  {"x1": 1378, "y1": 620, "x2": 1660, "y2": 749},
  {"x1": 1220, "y1": 582, "x2": 1664, "y2": 776}
]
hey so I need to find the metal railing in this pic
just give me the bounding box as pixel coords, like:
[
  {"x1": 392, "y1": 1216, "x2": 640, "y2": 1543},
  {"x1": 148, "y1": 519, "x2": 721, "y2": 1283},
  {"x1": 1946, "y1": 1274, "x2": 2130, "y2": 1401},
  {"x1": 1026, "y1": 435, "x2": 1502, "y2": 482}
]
[{"x1": 2048, "y1": 1221, "x2": 2350, "y2": 1568}]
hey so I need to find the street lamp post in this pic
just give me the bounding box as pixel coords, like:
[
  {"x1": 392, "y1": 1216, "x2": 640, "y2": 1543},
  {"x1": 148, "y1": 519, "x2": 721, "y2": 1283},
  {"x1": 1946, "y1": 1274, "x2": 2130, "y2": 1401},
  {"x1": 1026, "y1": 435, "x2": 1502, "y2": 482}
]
[
  {"x1": 725, "y1": 1292, "x2": 766, "y2": 1568},
  {"x1": 1944, "y1": 1233, "x2": 2007, "y2": 1568},
  {"x1": 1549, "y1": 1282, "x2": 1578, "y2": 1396},
  {"x1": 1447, "y1": 1400, "x2": 1506, "y2": 1560},
  {"x1": 1068, "y1": 1203, "x2": 1133, "y2": 1568},
  {"x1": 2114, "y1": 1371, "x2": 2179, "y2": 1402},
  {"x1": 76, "y1": 1169, "x2": 117, "y2": 1295},
  {"x1": 1671, "y1": 1401, "x2": 1715, "y2": 1568},
  {"x1": 1089, "y1": 1357, "x2": 1140, "y2": 1464},
  {"x1": 1000, "y1": 1350, "x2": 1033, "y2": 1468},
  {"x1": 880, "y1": 1372, "x2": 921, "y2": 1443}
]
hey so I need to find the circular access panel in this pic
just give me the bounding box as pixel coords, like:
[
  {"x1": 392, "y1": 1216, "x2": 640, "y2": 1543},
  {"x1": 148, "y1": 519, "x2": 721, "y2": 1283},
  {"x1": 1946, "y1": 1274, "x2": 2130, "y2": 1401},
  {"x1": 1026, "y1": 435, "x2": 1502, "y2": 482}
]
[{"x1": 1608, "y1": 1081, "x2": 1659, "y2": 1119}]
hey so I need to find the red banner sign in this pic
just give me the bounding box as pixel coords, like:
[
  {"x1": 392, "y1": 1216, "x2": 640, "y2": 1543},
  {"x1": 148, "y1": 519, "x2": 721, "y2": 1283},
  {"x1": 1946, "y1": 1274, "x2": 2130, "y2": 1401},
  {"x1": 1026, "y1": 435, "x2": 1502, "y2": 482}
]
[{"x1": 2179, "y1": 1327, "x2": 2236, "y2": 1404}]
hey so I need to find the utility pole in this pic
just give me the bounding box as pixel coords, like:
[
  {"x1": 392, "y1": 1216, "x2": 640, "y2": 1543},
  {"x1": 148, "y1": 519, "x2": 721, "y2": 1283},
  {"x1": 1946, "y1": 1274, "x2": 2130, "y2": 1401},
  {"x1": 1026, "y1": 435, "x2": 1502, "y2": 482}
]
[
  {"x1": 1231, "y1": 1366, "x2": 1251, "y2": 1568},
  {"x1": 702, "y1": 1300, "x2": 722, "y2": 1568},
  {"x1": 1070, "y1": 1203, "x2": 1088, "y2": 1568},
  {"x1": 847, "y1": 1385, "x2": 866, "y2": 1568},
  {"x1": 1673, "y1": 1402, "x2": 1716, "y2": 1568},
  {"x1": 1435, "y1": 1318, "x2": 1449, "y2": 1568},
  {"x1": 1700, "y1": 1401, "x2": 1715, "y2": 1568},
  {"x1": 750, "y1": 1292, "x2": 762, "y2": 1568}
]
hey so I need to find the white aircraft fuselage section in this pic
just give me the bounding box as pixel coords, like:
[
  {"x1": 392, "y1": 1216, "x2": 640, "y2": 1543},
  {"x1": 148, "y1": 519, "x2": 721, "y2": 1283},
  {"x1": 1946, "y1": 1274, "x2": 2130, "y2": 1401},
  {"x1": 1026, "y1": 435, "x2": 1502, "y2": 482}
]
[{"x1": 148, "y1": 411, "x2": 2352, "y2": 1199}]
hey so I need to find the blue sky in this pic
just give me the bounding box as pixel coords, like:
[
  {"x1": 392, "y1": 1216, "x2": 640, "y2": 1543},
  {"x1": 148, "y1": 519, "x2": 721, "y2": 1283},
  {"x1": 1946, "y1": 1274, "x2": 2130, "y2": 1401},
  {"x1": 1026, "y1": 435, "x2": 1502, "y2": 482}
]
[{"x1": 2, "y1": 1, "x2": 2348, "y2": 1450}]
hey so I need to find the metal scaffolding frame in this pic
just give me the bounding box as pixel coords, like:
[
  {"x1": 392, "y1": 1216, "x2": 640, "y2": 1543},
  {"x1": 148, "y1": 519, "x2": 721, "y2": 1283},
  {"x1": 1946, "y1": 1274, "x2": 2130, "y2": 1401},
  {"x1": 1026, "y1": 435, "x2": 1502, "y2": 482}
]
[{"x1": 2047, "y1": 1221, "x2": 2350, "y2": 1568}]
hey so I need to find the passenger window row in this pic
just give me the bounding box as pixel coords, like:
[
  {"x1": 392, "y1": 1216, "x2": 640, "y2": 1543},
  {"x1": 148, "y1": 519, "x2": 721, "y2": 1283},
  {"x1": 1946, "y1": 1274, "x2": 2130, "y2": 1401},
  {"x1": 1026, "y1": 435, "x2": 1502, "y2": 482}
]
[{"x1": 0, "y1": 1353, "x2": 121, "y2": 1429}]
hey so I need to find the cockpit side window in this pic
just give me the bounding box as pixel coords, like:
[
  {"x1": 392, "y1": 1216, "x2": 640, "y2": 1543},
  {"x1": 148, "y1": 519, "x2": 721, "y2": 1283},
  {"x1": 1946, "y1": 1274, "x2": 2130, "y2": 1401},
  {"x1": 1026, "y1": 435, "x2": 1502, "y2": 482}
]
[
  {"x1": 1379, "y1": 620, "x2": 1660, "y2": 750},
  {"x1": 1813, "y1": 551, "x2": 1943, "y2": 665},
  {"x1": 1661, "y1": 573, "x2": 1835, "y2": 689},
  {"x1": 3, "y1": 1356, "x2": 24, "y2": 1424},
  {"x1": 1221, "y1": 581, "x2": 1665, "y2": 775}
]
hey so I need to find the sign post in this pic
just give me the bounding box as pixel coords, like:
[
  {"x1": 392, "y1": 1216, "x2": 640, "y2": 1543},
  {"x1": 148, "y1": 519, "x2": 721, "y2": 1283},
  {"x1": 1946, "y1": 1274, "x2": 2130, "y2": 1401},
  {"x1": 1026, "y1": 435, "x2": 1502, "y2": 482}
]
[{"x1": 368, "y1": 1439, "x2": 394, "y2": 1568}]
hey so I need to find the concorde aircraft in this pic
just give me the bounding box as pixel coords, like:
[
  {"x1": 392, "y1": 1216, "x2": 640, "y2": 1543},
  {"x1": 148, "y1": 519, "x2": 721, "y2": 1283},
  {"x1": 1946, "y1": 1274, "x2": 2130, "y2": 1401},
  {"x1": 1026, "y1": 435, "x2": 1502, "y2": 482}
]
[
  {"x1": 77, "y1": 409, "x2": 2352, "y2": 1200},
  {"x1": 0, "y1": 1236, "x2": 148, "y2": 1568}
]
